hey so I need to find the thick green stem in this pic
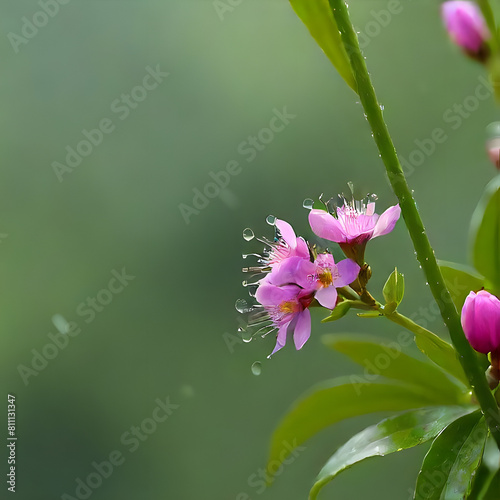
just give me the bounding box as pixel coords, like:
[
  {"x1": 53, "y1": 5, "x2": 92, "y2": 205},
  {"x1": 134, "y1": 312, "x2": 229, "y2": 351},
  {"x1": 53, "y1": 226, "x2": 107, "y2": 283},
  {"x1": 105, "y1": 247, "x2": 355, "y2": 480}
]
[
  {"x1": 329, "y1": 0, "x2": 500, "y2": 448},
  {"x1": 478, "y1": 0, "x2": 496, "y2": 39}
]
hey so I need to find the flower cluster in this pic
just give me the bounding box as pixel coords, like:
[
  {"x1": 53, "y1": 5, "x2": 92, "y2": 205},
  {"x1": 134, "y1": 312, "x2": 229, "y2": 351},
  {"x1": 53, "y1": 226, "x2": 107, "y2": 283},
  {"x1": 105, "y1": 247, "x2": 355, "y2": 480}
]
[{"x1": 239, "y1": 195, "x2": 401, "y2": 356}]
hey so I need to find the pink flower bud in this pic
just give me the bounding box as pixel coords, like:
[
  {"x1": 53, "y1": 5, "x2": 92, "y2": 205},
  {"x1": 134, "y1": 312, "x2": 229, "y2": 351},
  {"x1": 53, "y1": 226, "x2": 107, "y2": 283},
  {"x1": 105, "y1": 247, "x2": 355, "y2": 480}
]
[
  {"x1": 461, "y1": 290, "x2": 500, "y2": 354},
  {"x1": 486, "y1": 122, "x2": 500, "y2": 169},
  {"x1": 441, "y1": 1, "x2": 490, "y2": 60}
]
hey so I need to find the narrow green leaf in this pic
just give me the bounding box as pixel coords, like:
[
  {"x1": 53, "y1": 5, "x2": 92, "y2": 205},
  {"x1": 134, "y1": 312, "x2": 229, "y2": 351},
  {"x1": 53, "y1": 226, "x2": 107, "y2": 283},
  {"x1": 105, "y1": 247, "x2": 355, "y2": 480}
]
[
  {"x1": 470, "y1": 175, "x2": 500, "y2": 290},
  {"x1": 322, "y1": 300, "x2": 351, "y2": 322},
  {"x1": 438, "y1": 260, "x2": 485, "y2": 310},
  {"x1": 267, "y1": 378, "x2": 456, "y2": 481},
  {"x1": 322, "y1": 334, "x2": 468, "y2": 401},
  {"x1": 289, "y1": 0, "x2": 357, "y2": 92},
  {"x1": 383, "y1": 268, "x2": 405, "y2": 307},
  {"x1": 414, "y1": 410, "x2": 487, "y2": 500},
  {"x1": 482, "y1": 469, "x2": 500, "y2": 500},
  {"x1": 413, "y1": 330, "x2": 470, "y2": 387},
  {"x1": 309, "y1": 406, "x2": 475, "y2": 500}
]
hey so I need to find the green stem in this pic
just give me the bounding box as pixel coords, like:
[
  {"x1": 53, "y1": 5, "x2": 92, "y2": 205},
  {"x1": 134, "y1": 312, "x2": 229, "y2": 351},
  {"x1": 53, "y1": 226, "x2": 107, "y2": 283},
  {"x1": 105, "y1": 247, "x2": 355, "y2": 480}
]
[
  {"x1": 329, "y1": 0, "x2": 500, "y2": 448},
  {"x1": 478, "y1": 0, "x2": 497, "y2": 40}
]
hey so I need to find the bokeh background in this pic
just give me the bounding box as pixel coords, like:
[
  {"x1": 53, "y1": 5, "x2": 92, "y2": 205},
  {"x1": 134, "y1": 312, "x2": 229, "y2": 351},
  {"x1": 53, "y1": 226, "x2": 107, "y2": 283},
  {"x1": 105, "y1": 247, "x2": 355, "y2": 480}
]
[{"x1": 1, "y1": 1, "x2": 498, "y2": 499}]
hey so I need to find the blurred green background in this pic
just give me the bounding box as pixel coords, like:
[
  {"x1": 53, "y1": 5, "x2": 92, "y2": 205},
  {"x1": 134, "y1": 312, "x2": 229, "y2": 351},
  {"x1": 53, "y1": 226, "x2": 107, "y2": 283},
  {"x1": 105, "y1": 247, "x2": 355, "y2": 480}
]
[{"x1": 1, "y1": 1, "x2": 498, "y2": 499}]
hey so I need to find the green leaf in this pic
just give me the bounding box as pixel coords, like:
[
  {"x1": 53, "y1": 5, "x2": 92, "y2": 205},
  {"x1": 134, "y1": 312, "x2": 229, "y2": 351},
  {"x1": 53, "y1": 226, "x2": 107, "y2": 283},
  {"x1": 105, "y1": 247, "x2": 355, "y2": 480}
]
[
  {"x1": 309, "y1": 406, "x2": 475, "y2": 500},
  {"x1": 414, "y1": 410, "x2": 487, "y2": 500},
  {"x1": 383, "y1": 268, "x2": 405, "y2": 307},
  {"x1": 438, "y1": 260, "x2": 485, "y2": 310},
  {"x1": 289, "y1": 0, "x2": 357, "y2": 92},
  {"x1": 267, "y1": 378, "x2": 457, "y2": 481},
  {"x1": 322, "y1": 334, "x2": 468, "y2": 402},
  {"x1": 482, "y1": 469, "x2": 500, "y2": 500},
  {"x1": 413, "y1": 330, "x2": 470, "y2": 388},
  {"x1": 322, "y1": 300, "x2": 352, "y2": 322},
  {"x1": 470, "y1": 175, "x2": 500, "y2": 290}
]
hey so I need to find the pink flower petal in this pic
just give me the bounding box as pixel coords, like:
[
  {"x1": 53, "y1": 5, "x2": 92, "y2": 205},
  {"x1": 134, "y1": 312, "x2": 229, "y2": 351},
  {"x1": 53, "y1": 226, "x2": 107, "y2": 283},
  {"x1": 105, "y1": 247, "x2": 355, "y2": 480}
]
[
  {"x1": 315, "y1": 286, "x2": 338, "y2": 309},
  {"x1": 266, "y1": 257, "x2": 315, "y2": 289},
  {"x1": 275, "y1": 219, "x2": 297, "y2": 250},
  {"x1": 334, "y1": 259, "x2": 360, "y2": 287},
  {"x1": 270, "y1": 323, "x2": 289, "y2": 355},
  {"x1": 309, "y1": 209, "x2": 346, "y2": 243},
  {"x1": 371, "y1": 204, "x2": 401, "y2": 239},
  {"x1": 255, "y1": 283, "x2": 297, "y2": 306},
  {"x1": 293, "y1": 309, "x2": 311, "y2": 350}
]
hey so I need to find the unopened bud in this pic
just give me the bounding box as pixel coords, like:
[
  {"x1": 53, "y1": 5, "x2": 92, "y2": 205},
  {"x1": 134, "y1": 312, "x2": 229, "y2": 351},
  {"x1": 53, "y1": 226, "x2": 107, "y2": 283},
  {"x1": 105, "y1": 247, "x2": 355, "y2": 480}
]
[{"x1": 441, "y1": 1, "x2": 491, "y2": 62}]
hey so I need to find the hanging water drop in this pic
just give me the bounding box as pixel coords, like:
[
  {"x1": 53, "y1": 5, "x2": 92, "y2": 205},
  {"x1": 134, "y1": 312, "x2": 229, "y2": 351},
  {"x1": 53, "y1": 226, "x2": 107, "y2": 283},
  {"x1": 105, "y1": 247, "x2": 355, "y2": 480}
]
[
  {"x1": 266, "y1": 215, "x2": 276, "y2": 226},
  {"x1": 242, "y1": 228, "x2": 254, "y2": 241},
  {"x1": 371, "y1": 193, "x2": 378, "y2": 201},
  {"x1": 242, "y1": 331, "x2": 253, "y2": 343},
  {"x1": 235, "y1": 298, "x2": 251, "y2": 313},
  {"x1": 251, "y1": 361, "x2": 262, "y2": 376},
  {"x1": 303, "y1": 198, "x2": 314, "y2": 210}
]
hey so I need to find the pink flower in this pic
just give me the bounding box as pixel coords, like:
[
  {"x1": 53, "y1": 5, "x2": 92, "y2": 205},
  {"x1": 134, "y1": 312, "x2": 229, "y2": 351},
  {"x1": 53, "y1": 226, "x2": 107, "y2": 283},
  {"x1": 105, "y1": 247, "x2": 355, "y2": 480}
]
[
  {"x1": 308, "y1": 202, "x2": 401, "y2": 246},
  {"x1": 266, "y1": 254, "x2": 359, "y2": 309},
  {"x1": 441, "y1": 1, "x2": 490, "y2": 56},
  {"x1": 255, "y1": 284, "x2": 313, "y2": 355},
  {"x1": 461, "y1": 290, "x2": 500, "y2": 354},
  {"x1": 267, "y1": 218, "x2": 310, "y2": 265}
]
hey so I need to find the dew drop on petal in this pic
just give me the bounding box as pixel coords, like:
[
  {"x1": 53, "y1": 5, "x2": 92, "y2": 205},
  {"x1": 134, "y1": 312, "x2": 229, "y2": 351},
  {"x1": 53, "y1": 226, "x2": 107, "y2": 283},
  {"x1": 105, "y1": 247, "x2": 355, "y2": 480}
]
[
  {"x1": 303, "y1": 198, "x2": 314, "y2": 210},
  {"x1": 243, "y1": 228, "x2": 254, "y2": 241},
  {"x1": 251, "y1": 361, "x2": 262, "y2": 376},
  {"x1": 266, "y1": 215, "x2": 276, "y2": 226}
]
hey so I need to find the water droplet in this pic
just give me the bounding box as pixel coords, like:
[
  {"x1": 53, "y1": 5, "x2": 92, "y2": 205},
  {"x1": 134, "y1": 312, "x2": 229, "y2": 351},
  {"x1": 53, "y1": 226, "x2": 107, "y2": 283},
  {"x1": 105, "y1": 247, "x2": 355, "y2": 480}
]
[
  {"x1": 242, "y1": 330, "x2": 253, "y2": 342},
  {"x1": 52, "y1": 314, "x2": 69, "y2": 334},
  {"x1": 266, "y1": 215, "x2": 276, "y2": 226},
  {"x1": 370, "y1": 193, "x2": 378, "y2": 201},
  {"x1": 235, "y1": 298, "x2": 252, "y2": 313},
  {"x1": 237, "y1": 327, "x2": 245, "y2": 332},
  {"x1": 242, "y1": 228, "x2": 254, "y2": 241},
  {"x1": 251, "y1": 361, "x2": 262, "y2": 376},
  {"x1": 379, "y1": 104, "x2": 384, "y2": 111},
  {"x1": 303, "y1": 198, "x2": 314, "y2": 210},
  {"x1": 347, "y1": 181, "x2": 354, "y2": 196}
]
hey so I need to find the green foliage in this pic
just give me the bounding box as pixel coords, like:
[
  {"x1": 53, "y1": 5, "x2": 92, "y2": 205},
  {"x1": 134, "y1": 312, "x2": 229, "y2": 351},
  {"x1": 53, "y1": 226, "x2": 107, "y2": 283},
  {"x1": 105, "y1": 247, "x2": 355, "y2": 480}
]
[
  {"x1": 412, "y1": 328, "x2": 470, "y2": 388},
  {"x1": 482, "y1": 469, "x2": 500, "y2": 499},
  {"x1": 322, "y1": 300, "x2": 352, "y2": 322},
  {"x1": 322, "y1": 334, "x2": 468, "y2": 402},
  {"x1": 414, "y1": 410, "x2": 487, "y2": 500},
  {"x1": 289, "y1": 0, "x2": 356, "y2": 91},
  {"x1": 309, "y1": 406, "x2": 475, "y2": 499},
  {"x1": 267, "y1": 377, "x2": 462, "y2": 481},
  {"x1": 438, "y1": 260, "x2": 485, "y2": 310},
  {"x1": 470, "y1": 175, "x2": 500, "y2": 291},
  {"x1": 383, "y1": 268, "x2": 405, "y2": 310}
]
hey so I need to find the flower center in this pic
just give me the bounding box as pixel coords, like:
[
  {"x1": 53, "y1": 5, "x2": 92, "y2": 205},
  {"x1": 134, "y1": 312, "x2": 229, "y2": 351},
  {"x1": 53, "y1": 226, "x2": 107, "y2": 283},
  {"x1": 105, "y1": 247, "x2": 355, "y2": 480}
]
[
  {"x1": 279, "y1": 301, "x2": 300, "y2": 315},
  {"x1": 318, "y1": 269, "x2": 333, "y2": 287}
]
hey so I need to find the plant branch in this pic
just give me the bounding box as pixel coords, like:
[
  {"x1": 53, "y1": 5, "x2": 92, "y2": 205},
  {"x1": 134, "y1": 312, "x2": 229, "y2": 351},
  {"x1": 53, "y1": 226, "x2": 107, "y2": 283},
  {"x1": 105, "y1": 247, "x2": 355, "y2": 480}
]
[{"x1": 329, "y1": 0, "x2": 500, "y2": 448}]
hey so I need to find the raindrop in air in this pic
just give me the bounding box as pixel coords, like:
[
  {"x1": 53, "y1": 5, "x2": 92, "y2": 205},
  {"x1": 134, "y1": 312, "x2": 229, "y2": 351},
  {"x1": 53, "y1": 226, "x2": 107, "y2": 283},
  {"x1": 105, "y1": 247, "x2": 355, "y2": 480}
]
[
  {"x1": 52, "y1": 314, "x2": 70, "y2": 334},
  {"x1": 303, "y1": 198, "x2": 314, "y2": 210},
  {"x1": 266, "y1": 215, "x2": 276, "y2": 226},
  {"x1": 242, "y1": 228, "x2": 254, "y2": 241},
  {"x1": 251, "y1": 361, "x2": 262, "y2": 376}
]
